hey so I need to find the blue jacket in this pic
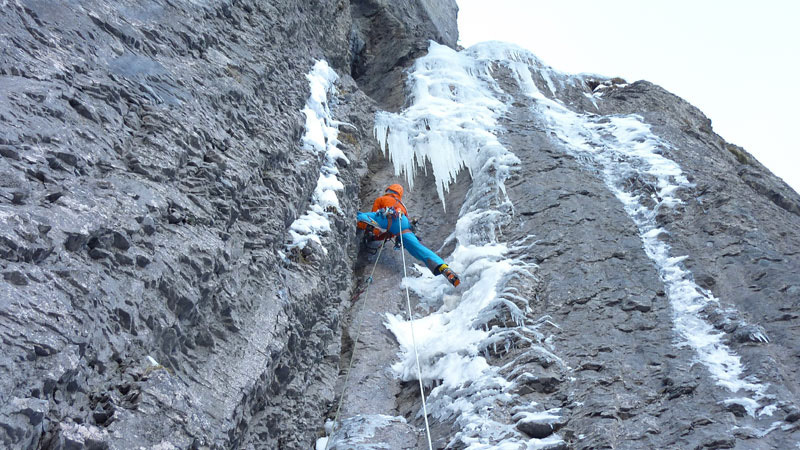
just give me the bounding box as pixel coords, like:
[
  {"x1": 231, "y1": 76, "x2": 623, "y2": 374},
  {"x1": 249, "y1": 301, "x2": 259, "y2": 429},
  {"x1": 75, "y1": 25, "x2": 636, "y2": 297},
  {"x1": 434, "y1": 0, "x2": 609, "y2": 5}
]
[{"x1": 357, "y1": 210, "x2": 444, "y2": 273}]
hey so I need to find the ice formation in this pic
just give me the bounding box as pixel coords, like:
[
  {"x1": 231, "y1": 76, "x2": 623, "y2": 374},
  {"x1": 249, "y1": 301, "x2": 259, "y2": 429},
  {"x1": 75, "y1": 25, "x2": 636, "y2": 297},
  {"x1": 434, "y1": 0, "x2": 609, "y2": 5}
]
[
  {"x1": 380, "y1": 42, "x2": 566, "y2": 448},
  {"x1": 287, "y1": 60, "x2": 348, "y2": 253},
  {"x1": 376, "y1": 39, "x2": 773, "y2": 447},
  {"x1": 374, "y1": 43, "x2": 508, "y2": 210}
]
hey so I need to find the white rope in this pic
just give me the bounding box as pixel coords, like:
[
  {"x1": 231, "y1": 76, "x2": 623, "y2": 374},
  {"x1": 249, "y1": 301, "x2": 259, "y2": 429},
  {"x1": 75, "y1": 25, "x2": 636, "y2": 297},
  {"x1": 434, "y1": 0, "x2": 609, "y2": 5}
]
[
  {"x1": 325, "y1": 240, "x2": 386, "y2": 450},
  {"x1": 398, "y1": 214, "x2": 434, "y2": 450}
]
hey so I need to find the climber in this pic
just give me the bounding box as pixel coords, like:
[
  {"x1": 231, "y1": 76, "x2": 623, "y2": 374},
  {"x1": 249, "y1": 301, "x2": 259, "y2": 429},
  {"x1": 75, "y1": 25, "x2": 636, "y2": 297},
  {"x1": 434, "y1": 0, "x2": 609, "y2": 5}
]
[{"x1": 357, "y1": 184, "x2": 460, "y2": 287}]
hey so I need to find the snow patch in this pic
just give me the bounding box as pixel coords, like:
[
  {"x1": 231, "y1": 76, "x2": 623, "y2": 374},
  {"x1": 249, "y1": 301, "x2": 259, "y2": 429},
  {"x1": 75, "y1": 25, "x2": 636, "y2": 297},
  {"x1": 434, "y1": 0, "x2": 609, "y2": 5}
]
[
  {"x1": 758, "y1": 403, "x2": 778, "y2": 417},
  {"x1": 287, "y1": 60, "x2": 348, "y2": 253}
]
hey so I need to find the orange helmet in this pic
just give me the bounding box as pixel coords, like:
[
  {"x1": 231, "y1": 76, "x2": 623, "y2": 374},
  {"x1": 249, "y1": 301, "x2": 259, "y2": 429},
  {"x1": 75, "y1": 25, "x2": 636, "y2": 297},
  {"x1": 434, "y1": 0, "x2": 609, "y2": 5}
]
[{"x1": 385, "y1": 184, "x2": 404, "y2": 198}]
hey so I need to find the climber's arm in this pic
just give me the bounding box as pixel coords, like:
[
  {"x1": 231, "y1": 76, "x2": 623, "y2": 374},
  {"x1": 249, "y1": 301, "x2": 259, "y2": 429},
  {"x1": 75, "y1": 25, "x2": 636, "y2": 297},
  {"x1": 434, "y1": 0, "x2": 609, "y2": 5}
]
[{"x1": 357, "y1": 212, "x2": 372, "y2": 224}]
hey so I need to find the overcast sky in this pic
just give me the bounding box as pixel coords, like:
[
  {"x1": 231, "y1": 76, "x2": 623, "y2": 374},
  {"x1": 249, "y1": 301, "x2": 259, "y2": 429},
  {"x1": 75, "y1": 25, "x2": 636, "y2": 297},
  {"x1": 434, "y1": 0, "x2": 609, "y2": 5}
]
[{"x1": 456, "y1": 0, "x2": 800, "y2": 193}]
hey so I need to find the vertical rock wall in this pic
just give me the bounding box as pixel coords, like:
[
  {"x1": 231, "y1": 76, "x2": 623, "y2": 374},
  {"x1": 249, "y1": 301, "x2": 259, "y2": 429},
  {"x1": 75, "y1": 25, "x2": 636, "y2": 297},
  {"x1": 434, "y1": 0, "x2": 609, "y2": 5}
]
[
  {"x1": 349, "y1": 0, "x2": 458, "y2": 108},
  {"x1": 500, "y1": 72, "x2": 800, "y2": 448},
  {"x1": 4, "y1": 0, "x2": 799, "y2": 448},
  {"x1": 0, "y1": 0, "x2": 457, "y2": 448}
]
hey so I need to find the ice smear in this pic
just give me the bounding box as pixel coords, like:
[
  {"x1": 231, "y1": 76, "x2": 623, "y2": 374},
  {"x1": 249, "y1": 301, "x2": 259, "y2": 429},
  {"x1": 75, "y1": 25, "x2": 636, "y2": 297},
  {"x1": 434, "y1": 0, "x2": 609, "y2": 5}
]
[
  {"x1": 379, "y1": 42, "x2": 565, "y2": 448},
  {"x1": 487, "y1": 44, "x2": 768, "y2": 404},
  {"x1": 758, "y1": 403, "x2": 778, "y2": 417},
  {"x1": 319, "y1": 414, "x2": 406, "y2": 450},
  {"x1": 287, "y1": 60, "x2": 348, "y2": 253}
]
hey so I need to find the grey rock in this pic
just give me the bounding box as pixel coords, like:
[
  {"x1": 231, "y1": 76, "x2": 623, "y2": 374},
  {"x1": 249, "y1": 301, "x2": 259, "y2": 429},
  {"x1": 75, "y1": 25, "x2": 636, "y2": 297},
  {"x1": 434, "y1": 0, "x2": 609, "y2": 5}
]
[
  {"x1": 64, "y1": 233, "x2": 88, "y2": 252},
  {"x1": 110, "y1": 231, "x2": 130, "y2": 251},
  {"x1": 114, "y1": 253, "x2": 134, "y2": 266},
  {"x1": 513, "y1": 373, "x2": 563, "y2": 394},
  {"x1": 0, "y1": 0, "x2": 456, "y2": 448},
  {"x1": 350, "y1": 0, "x2": 459, "y2": 108},
  {"x1": 11, "y1": 191, "x2": 27, "y2": 205},
  {"x1": 0, "y1": 146, "x2": 21, "y2": 160},
  {"x1": 54, "y1": 152, "x2": 79, "y2": 167},
  {"x1": 139, "y1": 216, "x2": 156, "y2": 235},
  {"x1": 87, "y1": 248, "x2": 111, "y2": 260},
  {"x1": 135, "y1": 255, "x2": 150, "y2": 268},
  {"x1": 327, "y1": 415, "x2": 421, "y2": 450},
  {"x1": 517, "y1": 420, "x2": 557, "y2": 439},
  {"x1": 695, "y1": 437, "x2": 736, "y2": 449},
  {"x1": 0, "y1": 398, "x2": 48, "y2": 449},
  {"x1": 3, "y1": 0, "x2": 800, "y2": 448},
  {"x1": 3, "y1": 271, "x2": 28, "y2": 286}
]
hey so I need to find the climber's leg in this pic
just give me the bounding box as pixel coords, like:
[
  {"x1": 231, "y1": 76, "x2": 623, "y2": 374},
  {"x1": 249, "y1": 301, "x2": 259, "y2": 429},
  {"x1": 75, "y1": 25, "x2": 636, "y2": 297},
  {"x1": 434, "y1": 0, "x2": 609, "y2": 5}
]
[{"x1": 400, "y1": 232, "x2": 444, "y2": 273}]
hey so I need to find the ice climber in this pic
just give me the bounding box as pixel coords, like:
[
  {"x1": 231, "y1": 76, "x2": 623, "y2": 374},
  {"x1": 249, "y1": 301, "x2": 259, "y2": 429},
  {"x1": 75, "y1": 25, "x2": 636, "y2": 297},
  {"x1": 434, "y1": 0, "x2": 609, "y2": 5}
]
[{"x1": 357, "y1": 184, "x2": 461, "y2": 287}]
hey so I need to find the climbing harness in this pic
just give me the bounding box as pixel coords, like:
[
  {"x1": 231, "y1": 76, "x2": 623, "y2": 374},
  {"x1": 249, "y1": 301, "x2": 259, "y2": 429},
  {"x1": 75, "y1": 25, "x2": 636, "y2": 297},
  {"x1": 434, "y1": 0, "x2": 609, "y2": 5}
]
[
  {"x1": 326, "y1": 240, "x2": 387, "y2": 450},
  {"x1": 398, "y1": 215, "x2": 434, "y2": 450}
]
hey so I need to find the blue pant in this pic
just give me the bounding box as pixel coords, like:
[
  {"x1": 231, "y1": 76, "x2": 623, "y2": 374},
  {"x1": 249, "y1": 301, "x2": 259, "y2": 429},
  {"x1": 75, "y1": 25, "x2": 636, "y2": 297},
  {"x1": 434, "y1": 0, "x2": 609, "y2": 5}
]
[{"x1": 357, "y1": 211, "x2": 445, "y2": 273}]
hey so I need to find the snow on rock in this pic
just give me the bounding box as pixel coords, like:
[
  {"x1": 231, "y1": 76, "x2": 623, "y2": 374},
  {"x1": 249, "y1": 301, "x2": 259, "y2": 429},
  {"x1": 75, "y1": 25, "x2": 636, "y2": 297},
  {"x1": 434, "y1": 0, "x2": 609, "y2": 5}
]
[
  {"x1": 379, "y1": 42, "x2": 566, "y2": 449},
  {"x1": 513, "y1": 408, "x2": 564, "y2": 440},
  {"x1": 288, "y1": 60, "x2": 348, "y2": 253},
  {"x1": 540, "y1": 104, "x2": 768, "y2": 401},
  {"x1": 488, "y1": 44, "x2": 770, "y2": 408}
]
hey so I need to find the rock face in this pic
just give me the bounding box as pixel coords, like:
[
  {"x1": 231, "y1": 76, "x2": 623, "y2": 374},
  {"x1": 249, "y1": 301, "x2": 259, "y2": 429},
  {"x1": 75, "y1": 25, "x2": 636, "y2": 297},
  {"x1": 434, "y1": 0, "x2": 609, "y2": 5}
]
[
  {"x1": 497, "y1": 72, "x2": 800, "y2": 448},
  {"x1": 349, "y1": 0, "x2": 458, "y2": 107},
  {"x1": 2, "y1": 2, "x2": 799, "y2": 450},
  {"x1": 0, "y1": 0, "x2": 456, "y2": 448}
]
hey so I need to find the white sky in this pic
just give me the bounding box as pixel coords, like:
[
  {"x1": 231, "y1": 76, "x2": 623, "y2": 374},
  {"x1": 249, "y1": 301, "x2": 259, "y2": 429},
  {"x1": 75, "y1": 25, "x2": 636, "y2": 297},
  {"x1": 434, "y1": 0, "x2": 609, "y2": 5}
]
[{"x1": 456, "y1": 0, "x2": 800, "y2": 193}]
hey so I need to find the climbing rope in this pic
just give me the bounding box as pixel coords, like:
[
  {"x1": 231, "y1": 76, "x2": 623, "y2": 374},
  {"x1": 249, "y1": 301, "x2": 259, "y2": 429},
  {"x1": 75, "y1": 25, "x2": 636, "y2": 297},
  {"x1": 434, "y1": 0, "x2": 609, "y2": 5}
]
[
  {"x1": 326, "y1": 240, "x2": 386, "y2": 450},
  {"x1": 326, "y1": 212, "x2": 433, "y2": 450},
  {"x1": 398, "y1": 216, "x2": 434, "y2": 450}
]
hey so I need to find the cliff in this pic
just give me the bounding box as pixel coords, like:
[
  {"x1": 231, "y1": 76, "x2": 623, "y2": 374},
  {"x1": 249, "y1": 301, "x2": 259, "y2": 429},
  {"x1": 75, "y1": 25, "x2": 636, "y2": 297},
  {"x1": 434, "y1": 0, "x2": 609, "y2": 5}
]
[
  {"x1": 2, "y1": 2, "x2": 799, "y2": 449},
  {"x1": 0, "y1": 1, "x2": 454, "y2": 448}
]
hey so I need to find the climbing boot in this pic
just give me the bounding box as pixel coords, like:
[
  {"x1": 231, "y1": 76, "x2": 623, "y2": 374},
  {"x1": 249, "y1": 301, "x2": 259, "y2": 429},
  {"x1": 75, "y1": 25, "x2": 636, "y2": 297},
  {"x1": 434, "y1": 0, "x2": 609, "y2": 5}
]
[{"x1": 437, "y1": 264, "x2": 461, "y2": 287}]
